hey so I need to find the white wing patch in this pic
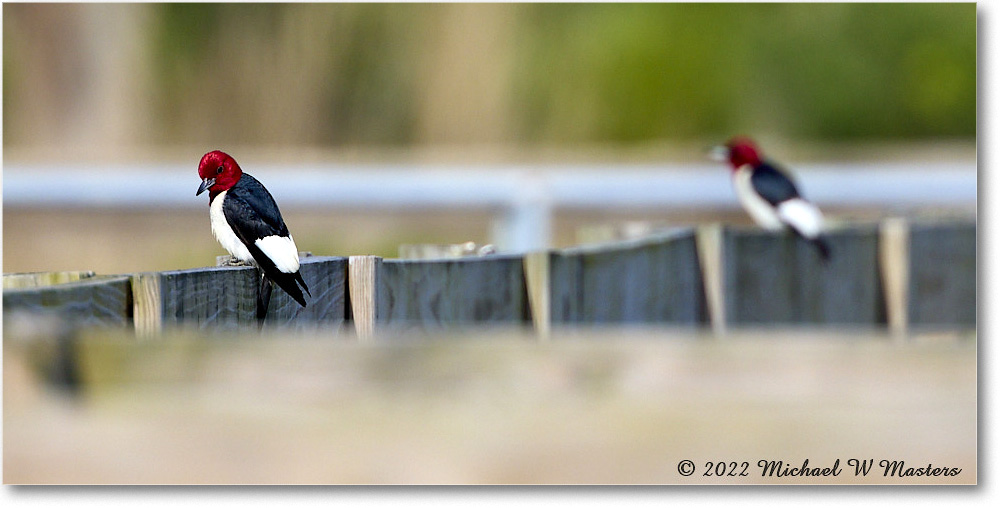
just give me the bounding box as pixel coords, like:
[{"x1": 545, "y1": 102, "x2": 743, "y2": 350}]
[
  {"x1": 210, "y1": 190, "x2": 254, "y2": 263},
  {"x1": 732, "y1": 166, "x2": 783, "y2": 230},
  {"x1": 777, "y1": 198, "x2": 824, "y2": 239},
  {"x1": 255, "y1": 235, "x2": 300, "y2": 273}
]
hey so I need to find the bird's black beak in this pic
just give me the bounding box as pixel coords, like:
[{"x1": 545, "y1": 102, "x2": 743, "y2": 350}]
[
  {"x1": 708, "y1": 145, "x2": 730, "y2": 162},
  {"x1": 197, "y1": 177, "x2": 216, "y2": 196}
]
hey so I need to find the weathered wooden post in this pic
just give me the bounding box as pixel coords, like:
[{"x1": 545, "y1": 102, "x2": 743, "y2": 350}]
[
  {"x1": 879, "y1": 218, "x2": 910, "y2": 338},
  {"x1": 696, "y1": 224, "x2": 726, "y2": 335},
  {"x1": 523, "y1": 250, "x2": 551, "y2": 340},
  {"x1": 131, "y1": 272, "x2": 163, "y2": 339},
  {"x1": 348, "y1": 255, "x2": 382, "y2": 341}
]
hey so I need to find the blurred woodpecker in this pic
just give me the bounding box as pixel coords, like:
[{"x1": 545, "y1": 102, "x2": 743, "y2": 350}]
[
  {"x1": 711, "y1": 137, "x2": 831, "y2": 260},
  {"x1": 196, "y1": 150, "x2": 311, "y2": 319}
]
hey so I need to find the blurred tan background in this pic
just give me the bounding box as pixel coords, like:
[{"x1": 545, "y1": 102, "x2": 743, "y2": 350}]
[{"x1": 2, "y1": 3, "x2": 976, "y2": 274}]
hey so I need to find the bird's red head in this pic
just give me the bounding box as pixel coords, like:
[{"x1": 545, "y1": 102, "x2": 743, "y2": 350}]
[
  {"x1": 711, "y1": 137, "x2": 763, "y2": 170},
  {"x1": 196, "y1": 150, "x2": 243, "y2": 198}
]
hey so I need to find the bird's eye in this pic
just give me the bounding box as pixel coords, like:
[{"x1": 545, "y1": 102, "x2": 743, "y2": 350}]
[{"x1": 216, "y1": 166, "x2": 224, "y2": 175}]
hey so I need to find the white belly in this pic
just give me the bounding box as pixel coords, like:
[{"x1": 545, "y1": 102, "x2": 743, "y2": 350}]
[
  {"x1": 732, "y1": 167, "x2": 783, "y2": 230},
  {"x1": 209, "y1": 190, "x2": 254, "y2": 263}
]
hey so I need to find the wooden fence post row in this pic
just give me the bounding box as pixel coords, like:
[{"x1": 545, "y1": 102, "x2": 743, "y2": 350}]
[
  {"x1": 2, "y1": 220, "x2": 975, "y2": 338},
  {"x1": 333, "y1": 220, "x2": 976, "y2": 334}
]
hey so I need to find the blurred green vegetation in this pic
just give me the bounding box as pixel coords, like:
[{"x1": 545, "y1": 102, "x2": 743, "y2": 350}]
[
  {"x1": 516, "y1": 3, "x2": 975, "y2": 142},
  {"x1": 3, "y1": 3, "x2": 975, "y2": 152}
]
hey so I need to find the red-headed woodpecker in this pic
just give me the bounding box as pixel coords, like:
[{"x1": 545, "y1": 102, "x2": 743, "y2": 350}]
[
  {"x1": 711, "y1": 137, "x2": 831, "y2": 260},
  {"x1": 196, "y1": 150, "x2": 311, "y2": 315}
]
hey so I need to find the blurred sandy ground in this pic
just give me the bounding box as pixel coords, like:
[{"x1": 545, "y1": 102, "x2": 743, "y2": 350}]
[{"x1": 4, "y1": 325, "x2": 976, "y2": 484}]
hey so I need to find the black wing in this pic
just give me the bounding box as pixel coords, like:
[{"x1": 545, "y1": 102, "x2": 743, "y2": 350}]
[
  {"x1": 750, "y1": 162, "x2": 801, "y2": 206},
  {"x1": 223, "y1": 175, "x2": 309, "y2": 307},
  {"x1": 226, "y1": 173, "x2": 290, "y2": 239}
]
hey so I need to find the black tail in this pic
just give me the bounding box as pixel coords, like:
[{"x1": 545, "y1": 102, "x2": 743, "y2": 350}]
[
  {"x1": 257, "y1": 275, "x2": 273, "y2": 324},
  {"x1": 268, "y1": 269, "x2": 310, "y2": 308},
  {"x1": 811, "y1": 237, "x2": 832, "y2": 262},
  {"x1": 790, "y1": 228, "x2": 832, "y2": 262}
]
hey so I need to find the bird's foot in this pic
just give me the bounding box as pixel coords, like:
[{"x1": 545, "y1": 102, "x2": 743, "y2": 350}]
[{"x1": 216, "y1": 255, "x2": 255, "y2": 268}]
